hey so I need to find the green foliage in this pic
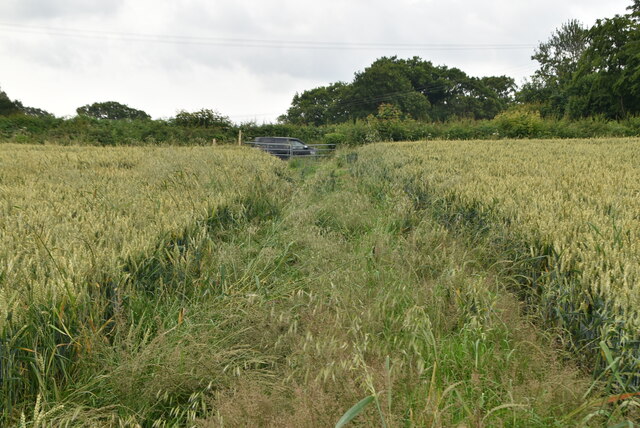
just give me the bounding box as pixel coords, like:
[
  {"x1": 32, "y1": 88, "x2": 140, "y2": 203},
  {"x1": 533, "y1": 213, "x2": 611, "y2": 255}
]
[
  {"x1": 323, "y1": 132, "x2": 347, "y2": 147},
  {"x1": 0, "y1": 88, "x2": 20, "y2": 116},
  {"x1": 332, "y1": 120, "x2": 380, "y2": 145},
  {"x1": 20, "y1": 106, "x2": 53, "y2": 118},
  {"x1": 0, "y1": 87, "x2": 52, "y2": 118},
  {"x1": 494, "y1": 106, "x2": 545, "y2": 138},
  {"x1": 520, "y1": 5, "x2": 640, "y2": 120},
  {"x1": 239, "y1": 121, "x2": 327, "y2": 145},
  {"x1": 376, "y1": 103, "x2": 403, "y2": 121},
  {"x1": 174, "y1": 108, "x2": 231, "y2": 128},
  {"x1": 4, "y1": 0, "x2": 640, "y2": 143},
  {"x1": 567, "y1": 12, "x2": 640, "y2": 119},
  {"x1": 76, "y1": 101, "x2": 151, "y2": 120},
  {"x1": 283, "y1": 82, "x2": 349, "y2": 125},
  {"x1": 280, "y1": 56, "x2": 515, "y2": 125},
  {"x1": 3, "y1": 0, "x2": 639, "y2": 139},
  {"x1": 335, "y1": 396, "x2": 375, "y2": 428},
  {"x1": 2, "y1": 112, "x2": 640, "y2": 147},
  {"x1": 519, "y1": 20, "x2": 588, "y2": 117},
  {"x1": 346, "y1": 57, "x2": 429, "y2": 120}
]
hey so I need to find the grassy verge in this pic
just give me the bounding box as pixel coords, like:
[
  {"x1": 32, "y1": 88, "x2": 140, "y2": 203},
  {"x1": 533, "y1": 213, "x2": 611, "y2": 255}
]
[{"x1": 8, "y1": 150, "x2": 636, "y2": 426}]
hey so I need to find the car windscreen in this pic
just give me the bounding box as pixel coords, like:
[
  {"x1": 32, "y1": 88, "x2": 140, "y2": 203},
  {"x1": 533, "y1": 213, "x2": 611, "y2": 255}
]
[{"x1": 290, "y1": 140, "x2": 305, "y2": 148}]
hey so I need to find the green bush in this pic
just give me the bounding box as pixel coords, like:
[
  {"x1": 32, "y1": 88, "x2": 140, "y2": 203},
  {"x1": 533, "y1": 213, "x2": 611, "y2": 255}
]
[
  {"x1": 624, "y1": 116, "x2": 640, "y2": 135},
  {"x1": 323, "y1": 132, "x2": 346, "y2": 148},
  {"x1": 338, "y1": 120, "x2": 380, "y2": 145},
  {"x1": 444, "y1": 121, "x2": 478, "y2": 140},
  {"x1": 494, "y1": 106, "x2": 545, "y2": 138}
]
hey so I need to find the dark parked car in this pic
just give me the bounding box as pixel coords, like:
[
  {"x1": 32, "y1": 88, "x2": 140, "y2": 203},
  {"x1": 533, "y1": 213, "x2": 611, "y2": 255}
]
[{"x1": 247, "y1": 137, "x2": 317, "y2": 160}]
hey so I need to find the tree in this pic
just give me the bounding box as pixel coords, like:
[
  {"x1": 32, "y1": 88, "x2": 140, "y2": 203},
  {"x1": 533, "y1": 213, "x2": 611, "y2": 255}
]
[
  {"x1": 21, "y1": 106, "x2": 53, "y2": 118},
  {"x1": 280, "y1": 56, "x2": 515, "y2": 124},
  {"x1": 533, "y1": 20, "x2": 588, "y2": 85},
  {"x1": 0, "y1": 88, "x2": 20, "y2": 116},
  {"x1": 375, "y1": 103, "x2": 403, "y2": 121},
  {"x1": 344, "y1": 57, "x2": 430, "y2": 120},
  {"x1": 430, "y1": 68, "x2": 514, "y2": 120},
  {"x1": 0, "y1": 87, "x2": 53, "y2": 117},
  {"x1": 282, "y1": 82, "x2": 349, "y2": 125},
  {"x1": 629, "y1": 0, "x2": 640, "y2": 19},
  {"x1": 76, "y1": 101, "x2": 151, "y2": 120},
  {"x1": 481, "y1": 76, "x2": 517, "y2": 102},
  {"x1": 567, "y1": 9, "x2": 640, "y2": 118},
  {"x1": 518, "y1": 20, "x2": 588, "y2": 116}
]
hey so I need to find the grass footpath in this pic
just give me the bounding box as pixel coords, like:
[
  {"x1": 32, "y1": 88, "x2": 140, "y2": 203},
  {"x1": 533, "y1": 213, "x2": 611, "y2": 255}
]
[{"x1": 17, "y1": 152, "x2": 636, "y2": 426}]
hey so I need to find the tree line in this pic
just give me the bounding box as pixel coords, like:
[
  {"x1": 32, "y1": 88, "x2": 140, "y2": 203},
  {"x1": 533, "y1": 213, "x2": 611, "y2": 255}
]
[
  {"x1": 0, "y1": 90, "x2": 234, "y2": 127},
  {"x1": 279, "y1": 58, "x2": 515, "y2": 125}
]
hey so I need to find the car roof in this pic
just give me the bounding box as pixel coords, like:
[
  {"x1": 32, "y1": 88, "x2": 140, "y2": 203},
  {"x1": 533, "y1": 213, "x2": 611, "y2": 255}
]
[{"x1": 255, "y1": 136, "x2": 302, "y2": 141}]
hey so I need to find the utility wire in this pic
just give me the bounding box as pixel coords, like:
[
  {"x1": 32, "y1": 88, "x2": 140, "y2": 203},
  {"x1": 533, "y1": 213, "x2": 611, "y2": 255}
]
[{"x1": 0, "y1": 21, "x2": 536, "y2": 50}]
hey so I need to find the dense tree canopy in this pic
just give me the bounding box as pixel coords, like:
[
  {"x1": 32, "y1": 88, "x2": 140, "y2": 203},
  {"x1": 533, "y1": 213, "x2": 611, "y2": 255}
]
[
  {"x1": 0, "y1": 88, "x2": 20, "y2": 116},
  {"x1": 1, "y1": 87, "x2": 53, "y2": 117},
  {"x1": 76, "y1": 101, "x2": 151, "y2": 120},
  {"x1": 282, "y1": 1, "x2": 639, "y2": 124},
  {"x1": 279, "y1": 82, "x2": 349, "y2": 126},
  {"x1": 518, "y1": 20, "x2": 588, "y2": 116},
  {"x1": 566, "y1": 11, "x2": 640, "y2": 118},
  {"x1": 281, "y1": 56, "x2": 515, "y2": 125},
  {"x1": 521, "y1": 1, "x2": 640, "y2": 119}
]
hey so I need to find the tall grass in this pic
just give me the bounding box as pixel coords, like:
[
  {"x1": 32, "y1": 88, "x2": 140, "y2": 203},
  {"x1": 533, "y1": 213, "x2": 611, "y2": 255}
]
[{"x1": 352, "y1": 138, "x2": 640, "y2": 391}]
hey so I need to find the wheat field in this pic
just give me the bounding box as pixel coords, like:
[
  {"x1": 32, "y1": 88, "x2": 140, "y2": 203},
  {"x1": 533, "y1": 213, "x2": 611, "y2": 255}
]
[
  {"x1": 0, "y1": 144, "x2": 283, "y2": 325},
  {"x1": 1, "y1": 141, "x2": 638, "y2": 426},
  {"x1": 354, "y1": 138, "x2": 640, "y2": 383}
]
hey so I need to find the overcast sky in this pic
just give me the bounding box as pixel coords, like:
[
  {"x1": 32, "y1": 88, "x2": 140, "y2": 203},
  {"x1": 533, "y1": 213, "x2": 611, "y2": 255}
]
[{"x1": 0, "y1": 0, "x2": 632, "y2": 122}]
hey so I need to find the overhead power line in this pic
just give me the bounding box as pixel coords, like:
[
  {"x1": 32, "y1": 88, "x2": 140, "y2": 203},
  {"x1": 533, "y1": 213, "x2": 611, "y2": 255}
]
[{"x1": 0, "y1": 21, "x2": 536, "y2": 51}]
